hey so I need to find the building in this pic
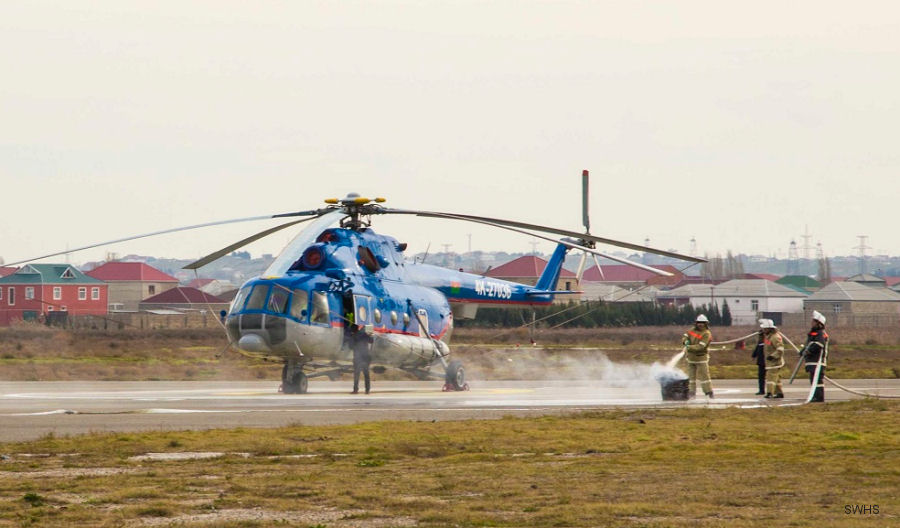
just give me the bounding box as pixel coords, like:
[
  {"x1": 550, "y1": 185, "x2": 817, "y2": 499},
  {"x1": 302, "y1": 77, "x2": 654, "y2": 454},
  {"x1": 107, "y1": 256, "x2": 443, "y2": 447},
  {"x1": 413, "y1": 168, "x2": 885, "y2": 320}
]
[
  {"x1": 86, "y1": 261, "x2": 179, "y2": 312},
  {"x1": 582, "y1": 264, "x2": 683, "y2": 289},
  {"x1": 657, "y1": 279, "x2": 806, "y2": 325},
  {"x1": 485, "y1": 255, "x2": 579, "y2": 297},
  {"x1": 138, "y1": 287, "x2": 229, "y2": 313},
  {"x1": 801, "y1": 281, "x2": 900, "y2": 327},
  {"x1": 0, "y1": 264, "x2": 107, "y2": 326},
  {"x1": 580, "y1": 283, "x2": 659, "y2": 303},
  {"x1": 844, "y1": 273, "x2": 888, "y2": 288},
  {"x1": 187, "y1": 278, "x2": 238, "y2": 297},
  {"x1": 775, "y1": 275, "x2": 822, "y2": 295},
  {"x1": 0, "y1": 266, "x2": 17, "y2": 278}
]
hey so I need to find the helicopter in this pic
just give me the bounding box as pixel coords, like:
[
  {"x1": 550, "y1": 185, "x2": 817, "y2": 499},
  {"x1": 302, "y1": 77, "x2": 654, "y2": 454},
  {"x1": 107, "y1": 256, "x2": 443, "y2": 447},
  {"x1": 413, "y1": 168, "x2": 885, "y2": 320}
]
[{"x1": 11, "y1": 171, "x2": 704, "y2": 393}]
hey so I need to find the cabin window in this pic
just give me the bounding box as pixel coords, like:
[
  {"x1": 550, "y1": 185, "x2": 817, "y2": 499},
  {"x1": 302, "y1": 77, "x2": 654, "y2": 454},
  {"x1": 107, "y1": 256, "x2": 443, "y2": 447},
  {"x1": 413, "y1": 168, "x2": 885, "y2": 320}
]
[
  {"x1": 231, "y1": 286, "x2": 251, "y2": 312},
  {"x1": 78, "y1": 287, "x2": 87, "y2": 301},
  {"x1": 25, "y1": 287, "x2": 35, "y2": 300},
  {"x1": 268, "y1": 287, "x2": 289, "y2": 313},
  {"x1": 390, "y1": 311, "x2": 398, "y2": 325},
  {"x1": 246, "y1": 285, "x2": 270, "y2": 310},
  {"x1": 373, "y1": 308, "x2": 382, "y2": 324},
  {"x1": 310, "y1": 291, "x2": 330, "y2": 325},
  {"x1": 92, "y1": 287, "x2": 100, "y2": 300},
  {"x1": 290, "y1": 290, "x2": 309, "y2": 320},
  {"x1": 403, "y1": 313, "x2": 410, "y2": 326}
]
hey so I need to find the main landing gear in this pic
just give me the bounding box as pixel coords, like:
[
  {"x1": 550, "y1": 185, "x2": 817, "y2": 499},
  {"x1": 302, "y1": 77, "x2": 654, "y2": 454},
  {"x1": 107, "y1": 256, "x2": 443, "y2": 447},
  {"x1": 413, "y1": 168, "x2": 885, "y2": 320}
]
[{"x1": 442, "y1": 360, "x2": 469, "y2": 392}]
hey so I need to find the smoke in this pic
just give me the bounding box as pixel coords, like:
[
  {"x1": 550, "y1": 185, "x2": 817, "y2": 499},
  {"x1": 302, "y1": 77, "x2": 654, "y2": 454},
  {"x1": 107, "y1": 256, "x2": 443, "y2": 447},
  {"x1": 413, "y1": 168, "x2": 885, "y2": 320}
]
[{"x1": 462, "y1": 346, "x2": 687, "y2": 388}]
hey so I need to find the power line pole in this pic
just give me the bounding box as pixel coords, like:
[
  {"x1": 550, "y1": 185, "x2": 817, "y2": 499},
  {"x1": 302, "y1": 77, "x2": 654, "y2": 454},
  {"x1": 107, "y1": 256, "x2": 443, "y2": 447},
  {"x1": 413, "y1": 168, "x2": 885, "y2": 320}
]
[{"x1": 853, "y1": 235, "x2": 871, "y2": 274}]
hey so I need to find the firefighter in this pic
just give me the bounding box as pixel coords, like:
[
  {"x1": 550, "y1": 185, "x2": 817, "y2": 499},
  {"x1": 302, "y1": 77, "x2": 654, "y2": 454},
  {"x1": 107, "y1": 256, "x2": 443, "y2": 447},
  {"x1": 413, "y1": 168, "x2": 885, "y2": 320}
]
[
  {"x1": 751, "y1": 320, "x2": 767, "y2": 395},
  {"x1": 682, "y1": 314, "x2": 713, "y2": 398},
  {"x1": 760, "y1": 319, "x2": 785, "y2": 398},
  {"x1": 801, "y1": 311, "x2": 829, "y2": 402}
]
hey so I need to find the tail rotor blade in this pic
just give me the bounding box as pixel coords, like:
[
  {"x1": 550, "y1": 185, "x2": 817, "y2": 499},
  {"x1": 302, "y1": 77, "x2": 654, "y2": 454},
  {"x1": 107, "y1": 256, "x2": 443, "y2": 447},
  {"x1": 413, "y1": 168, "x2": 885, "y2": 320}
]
[{"x1": 582, "y1": 169, "x2": 590, "y2": 234}]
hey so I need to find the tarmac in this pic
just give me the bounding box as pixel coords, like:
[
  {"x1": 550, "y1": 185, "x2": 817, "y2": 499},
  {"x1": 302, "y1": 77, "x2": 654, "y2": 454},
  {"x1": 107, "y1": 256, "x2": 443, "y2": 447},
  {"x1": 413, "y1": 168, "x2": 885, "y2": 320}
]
[{"x1": 1, "y1": 379, "x2": 898, "y2": 442}]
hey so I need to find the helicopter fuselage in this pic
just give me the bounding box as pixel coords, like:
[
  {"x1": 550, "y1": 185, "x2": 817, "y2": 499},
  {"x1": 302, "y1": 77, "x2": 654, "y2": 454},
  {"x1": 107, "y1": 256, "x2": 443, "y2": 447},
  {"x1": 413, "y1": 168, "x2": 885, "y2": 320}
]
[{"x1": 224, "y1": 224, "x2": 566, "y2": 374}]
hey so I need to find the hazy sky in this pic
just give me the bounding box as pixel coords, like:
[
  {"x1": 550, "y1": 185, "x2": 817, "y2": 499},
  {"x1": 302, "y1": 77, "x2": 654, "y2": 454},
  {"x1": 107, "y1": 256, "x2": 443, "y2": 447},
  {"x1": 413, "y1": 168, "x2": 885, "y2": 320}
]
[{"x1": 3, "y1": 1, "x2": 899, "y2": 267}]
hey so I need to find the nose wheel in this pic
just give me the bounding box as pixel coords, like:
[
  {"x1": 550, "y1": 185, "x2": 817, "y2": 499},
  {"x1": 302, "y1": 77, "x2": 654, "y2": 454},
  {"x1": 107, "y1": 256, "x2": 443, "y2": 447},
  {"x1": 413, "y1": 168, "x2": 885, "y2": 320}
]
[
  {"x1": 280, "y1": 364, "x2": 309, "y2": 394},
  {"x1": 442, "y1": 360, "x2": 469, "y2": 391}
]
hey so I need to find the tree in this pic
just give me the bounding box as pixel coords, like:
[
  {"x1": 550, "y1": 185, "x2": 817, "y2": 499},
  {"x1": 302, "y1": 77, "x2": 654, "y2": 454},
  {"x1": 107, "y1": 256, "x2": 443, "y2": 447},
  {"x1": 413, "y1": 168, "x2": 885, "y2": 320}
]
[{"x1": 721, "y1": 300, "x2": 732, "y2": 326}]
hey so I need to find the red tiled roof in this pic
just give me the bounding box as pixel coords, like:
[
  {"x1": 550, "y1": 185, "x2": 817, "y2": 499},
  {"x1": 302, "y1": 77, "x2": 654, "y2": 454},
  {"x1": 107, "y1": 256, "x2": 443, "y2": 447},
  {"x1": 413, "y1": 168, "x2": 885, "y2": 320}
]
[
  {"x1": 885, "y1": 277, "x2": 900, "y2": 287},
  {"x1": 739, "y1": 273, "x2": 782, "y2": 281},
  {"x1": 86, "y1": 262, "x2": 178, "y2": 282},
  {"x1": 0, "y1": 266, "x2": 17, "y2": 278},
  {"x1": 140, "y1": 287, "x2": 225, "y2": 304},
  {"x1": 582, "y1": 264, "x2": 680, "y2": 282},
  {"x1": 187, "y1": 278, "x2": 215, "y2": 289},
  {"x1": 485, "y1": 256, "x2": 576, "y2": 279}
]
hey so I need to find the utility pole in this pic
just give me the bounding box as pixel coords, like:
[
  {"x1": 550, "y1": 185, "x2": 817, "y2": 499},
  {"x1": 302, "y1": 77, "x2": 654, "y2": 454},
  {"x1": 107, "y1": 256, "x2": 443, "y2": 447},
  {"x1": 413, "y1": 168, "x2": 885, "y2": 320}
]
[
  {"x1": 800, "y1": 225, "x2": 814, "y2": 259},
  {"x1": 529, "y1": 241, "x2": 539, "y2": 255},
  {"x1": 853, "y1": 235, "x2": 871, "y2": 275}
]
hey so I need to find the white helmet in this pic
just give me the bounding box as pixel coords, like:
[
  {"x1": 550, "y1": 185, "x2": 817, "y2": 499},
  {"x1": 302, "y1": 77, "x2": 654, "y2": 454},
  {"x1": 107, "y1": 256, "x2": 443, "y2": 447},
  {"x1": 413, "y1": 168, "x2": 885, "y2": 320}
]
[
  {"x1": 812, "y1": 310, "x2": 826, "y2": 325},
  {"x1": 760, "y1": 319, "x2": 776, "y2": 329},
  {"x1": 695, "y1": 314, "x2": 709, "y2": 324}
]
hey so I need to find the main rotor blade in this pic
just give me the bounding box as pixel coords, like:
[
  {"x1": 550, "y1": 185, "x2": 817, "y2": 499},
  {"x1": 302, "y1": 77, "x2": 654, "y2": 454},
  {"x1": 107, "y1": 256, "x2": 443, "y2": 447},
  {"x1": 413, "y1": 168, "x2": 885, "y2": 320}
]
[
  {"x1": 405, "y1": 211, "x2": 674, "y2": 277},
  {"x1": 382, "y1": 208, "x2": 704, "y2": 263},
  {"x1": 6, "y1": 209, "x2": 325, "y2": 267},
  {"x1": 183, "y1": 216, "x2": 320, "y2": 270}
]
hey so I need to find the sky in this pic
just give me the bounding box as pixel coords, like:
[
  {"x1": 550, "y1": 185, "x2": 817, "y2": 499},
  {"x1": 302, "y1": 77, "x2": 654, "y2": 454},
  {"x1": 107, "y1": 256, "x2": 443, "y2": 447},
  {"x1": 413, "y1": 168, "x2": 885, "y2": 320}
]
[{"x1": 2, "y1": 1, "x2": 899, "y2": 267}]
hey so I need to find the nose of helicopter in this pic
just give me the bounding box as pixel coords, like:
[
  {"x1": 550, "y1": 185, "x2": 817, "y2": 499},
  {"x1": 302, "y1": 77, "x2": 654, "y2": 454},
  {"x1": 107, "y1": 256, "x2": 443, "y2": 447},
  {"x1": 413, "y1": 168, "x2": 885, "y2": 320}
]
[{"x1": 238, "y1": 334, "x2": 271, "y2": 354}]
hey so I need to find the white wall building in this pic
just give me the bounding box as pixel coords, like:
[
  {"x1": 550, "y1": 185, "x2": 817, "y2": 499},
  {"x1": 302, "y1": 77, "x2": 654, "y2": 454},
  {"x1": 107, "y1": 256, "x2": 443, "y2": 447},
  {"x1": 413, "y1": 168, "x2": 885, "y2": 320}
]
[{"x1": 657, "y1": 279, "x2": 806, "y2": 325}]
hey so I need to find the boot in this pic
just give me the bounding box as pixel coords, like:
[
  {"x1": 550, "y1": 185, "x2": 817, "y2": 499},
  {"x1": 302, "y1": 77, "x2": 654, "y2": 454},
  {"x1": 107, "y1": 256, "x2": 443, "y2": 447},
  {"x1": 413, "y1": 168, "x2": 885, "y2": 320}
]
[
  {"x1": 706, "y1": 391, "x2": 714, "y2": 399},
  {"x1": 764, "y1": 394, "x2": 773, "y2": 399},
  {"x1": 774, "y1": 394, "x2": 784, "y2": 399}
]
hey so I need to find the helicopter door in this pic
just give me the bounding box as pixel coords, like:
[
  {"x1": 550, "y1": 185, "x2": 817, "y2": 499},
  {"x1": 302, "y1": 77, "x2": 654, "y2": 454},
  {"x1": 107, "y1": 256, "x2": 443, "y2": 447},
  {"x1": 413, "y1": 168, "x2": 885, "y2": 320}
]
[
  {"x1": 353, "y1": 295, "x2": 371, "y2": 328},
  {"x1": 417, "y1": 308, "x2": 429, "y2": 338}
]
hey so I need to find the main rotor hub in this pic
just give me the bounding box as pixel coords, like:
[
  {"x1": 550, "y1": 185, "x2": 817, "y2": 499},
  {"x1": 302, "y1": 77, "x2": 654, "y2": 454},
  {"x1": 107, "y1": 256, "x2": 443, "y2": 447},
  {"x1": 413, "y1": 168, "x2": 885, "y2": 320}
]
[{"x1": 324, "y1": 193, "x2": 387, "y2": 230}]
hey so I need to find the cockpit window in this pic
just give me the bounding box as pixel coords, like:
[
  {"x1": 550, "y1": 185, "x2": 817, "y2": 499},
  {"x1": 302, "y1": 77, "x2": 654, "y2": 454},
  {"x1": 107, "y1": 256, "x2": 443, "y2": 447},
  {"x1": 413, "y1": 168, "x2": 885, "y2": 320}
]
[
  {"x1": 246, "y1": 285, "x2": 270, "y2": 310},
  {"x1": 310, "y1": 291, "x2": 330, "y2": 325},
  {"x1": 231, "y1": 286, "x2": 251, "y2": 312},
  {"x1": 268, "y1": 287, "x2": 289, "y2": 313},
  {"x1": 290, "y1": 289, "x2": 308, "y2": 320}
]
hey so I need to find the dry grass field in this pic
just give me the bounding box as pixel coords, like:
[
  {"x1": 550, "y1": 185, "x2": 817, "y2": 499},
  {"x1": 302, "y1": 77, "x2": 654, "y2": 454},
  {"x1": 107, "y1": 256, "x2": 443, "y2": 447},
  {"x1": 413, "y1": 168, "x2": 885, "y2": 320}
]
[
  {"x1": 0, "y1": 400, "x2": 896, "y2": 527},
  {"x1": 1, "y1": 324, "x2": 897, "y2": 382}
]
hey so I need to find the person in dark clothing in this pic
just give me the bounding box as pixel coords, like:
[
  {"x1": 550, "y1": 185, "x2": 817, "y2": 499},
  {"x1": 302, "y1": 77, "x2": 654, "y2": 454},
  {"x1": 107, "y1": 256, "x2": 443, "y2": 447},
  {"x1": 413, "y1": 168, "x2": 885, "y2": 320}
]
[
  {"x1": 802, "y1": 311, "x2": 829, "y2": 402},
  {"x1": 751, "y1": 321, "x2": 767, "y2": 395},
  {"x1": 351, "y1": 324, "x2": 373, "y2": 394}
]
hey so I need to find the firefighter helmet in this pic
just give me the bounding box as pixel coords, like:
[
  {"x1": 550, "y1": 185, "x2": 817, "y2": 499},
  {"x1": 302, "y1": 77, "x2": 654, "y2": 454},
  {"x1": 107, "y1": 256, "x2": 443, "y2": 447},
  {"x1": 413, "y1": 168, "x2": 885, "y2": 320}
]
[
  {"x1": 760, "y1": 319, "x2": 776, "y2": 329},
  {"x1": 812, "y1": 310, "x2": 826, "y2": 325},
  {"x1": 695, "y1": 314, "x2": 709, "y2": 324}
]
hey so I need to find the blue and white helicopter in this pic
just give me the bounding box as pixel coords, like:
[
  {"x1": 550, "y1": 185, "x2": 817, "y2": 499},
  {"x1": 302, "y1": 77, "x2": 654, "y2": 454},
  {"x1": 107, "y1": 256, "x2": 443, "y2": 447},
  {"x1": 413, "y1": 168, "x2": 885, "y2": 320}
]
[{"x1": 15, "y1": 172, "x2": 703, "y2": 393}]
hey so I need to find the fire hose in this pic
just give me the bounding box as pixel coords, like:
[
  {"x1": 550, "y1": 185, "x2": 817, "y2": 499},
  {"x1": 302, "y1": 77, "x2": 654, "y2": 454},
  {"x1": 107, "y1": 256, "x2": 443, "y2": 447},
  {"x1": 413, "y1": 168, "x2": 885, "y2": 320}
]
[{"x1": 779, "y1": 331, "x2": 900, "y2": 401}]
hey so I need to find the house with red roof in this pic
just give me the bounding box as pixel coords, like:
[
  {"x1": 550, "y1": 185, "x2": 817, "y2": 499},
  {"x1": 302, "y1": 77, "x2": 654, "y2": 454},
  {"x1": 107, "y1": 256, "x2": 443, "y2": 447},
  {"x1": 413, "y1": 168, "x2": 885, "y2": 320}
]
[
  {"x1": 0, "y1": 264, "x2": 107, "y2": 326},
  {"x1": 484, "y1": 255, "x2": 579, "y2": 301},
  {"x1": 138, "y1": 287, "x2": 229, "y2": 313},
  {"x1": 0, "y1": 266, "x2": 17, "y2": 278},
  {"x1": 86, "y1": 261, "x2": 179, "y2": 312},
  {"x1": 582, "y1": 264, "x2": 684, "y2": 288}
]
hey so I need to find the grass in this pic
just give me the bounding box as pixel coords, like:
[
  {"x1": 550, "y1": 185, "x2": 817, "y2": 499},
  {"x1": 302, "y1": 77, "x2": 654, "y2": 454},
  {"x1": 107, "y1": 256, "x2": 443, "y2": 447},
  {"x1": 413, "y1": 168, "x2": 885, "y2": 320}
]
[{"x1": 0, "y1": 400, "x2": 896, "y2": 527}]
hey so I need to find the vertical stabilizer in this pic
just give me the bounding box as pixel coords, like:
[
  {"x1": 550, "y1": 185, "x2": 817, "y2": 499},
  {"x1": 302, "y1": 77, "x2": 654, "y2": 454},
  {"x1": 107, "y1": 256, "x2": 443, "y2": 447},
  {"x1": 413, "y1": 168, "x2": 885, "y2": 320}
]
[{"x1": 535, "y1": 243, "x2": 570, "y2": 291}]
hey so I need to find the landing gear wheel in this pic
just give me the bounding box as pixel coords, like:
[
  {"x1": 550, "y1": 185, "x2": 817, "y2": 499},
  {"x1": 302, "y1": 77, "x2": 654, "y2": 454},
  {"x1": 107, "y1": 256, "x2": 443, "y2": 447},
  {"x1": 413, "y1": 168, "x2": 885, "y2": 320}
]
[
  {"x1": 443, "y1": 360, "x2": 469, "y2": 391},
  {"x1": 281, "y1": 369, "x2": 308, "y2": 394}
]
